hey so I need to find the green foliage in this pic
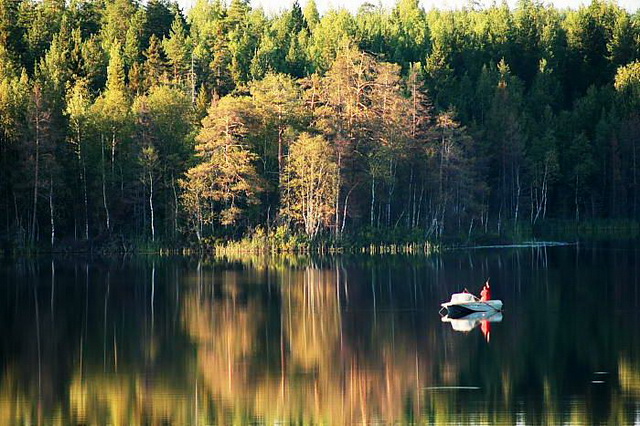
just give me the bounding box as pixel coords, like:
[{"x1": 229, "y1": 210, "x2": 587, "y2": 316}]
[
  {"x1": 144, "y1": 34, "x2": 169, "y2": 87},
  {"x1": 282, "y1": 133, "x2": 338, "y2": 238},
  {"x1": 309, "y1": 10, "x2": 356, "y2": 72},
  {"x1": 81, "y1": 35, "x2": 108, "y2": 91},
  {"x1": 3, "y1": 0, "x2": 640, "y2": 251},
  {"x1": 303, "y1": 0, "x2": 320, "y2": 30},
  {"x1": 615, "y1": 60, "x2": 640, "y2": 105},
  {"x1": 123, "y1": 9, "x2": 145, "y2": 66},
  {"x1": 249, "y1": 72, "x2": 303, "y2": 188},
  {"x1": 180, "y1": 96, "x2": 264, "y2": 239},
  {"x1": 144, "y1": 0, "x2": 174, "y2": 44},
  {"x1": 101, "y1": 0, "x2": 137, "y2": 53},
  {"x1": 163, "y1": 14, "x2": 192, "y2": 83},
  {"x1": 388, "y1": 0, "x2": 429, "y2": 64}
]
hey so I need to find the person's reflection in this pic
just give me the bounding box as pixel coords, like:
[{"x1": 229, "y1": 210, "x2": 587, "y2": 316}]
[{"x1": 480, "y1": 319, "x2": 491, "y2": 342}]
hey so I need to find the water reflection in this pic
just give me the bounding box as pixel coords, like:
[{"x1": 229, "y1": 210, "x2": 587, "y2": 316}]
[
  {"x1": 1, "y1": 244, "x2": 640, "y2": 424},
  {"x1": 441, "y1": 311, "x2": 503, "y2": 339}
]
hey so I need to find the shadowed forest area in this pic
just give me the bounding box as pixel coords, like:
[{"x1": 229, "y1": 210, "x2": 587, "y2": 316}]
[{"x1": 1, "y1": 0, "x2": 640, "y2": 251}]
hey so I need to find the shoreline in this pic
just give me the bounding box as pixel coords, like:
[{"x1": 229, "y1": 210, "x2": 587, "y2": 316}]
[{"x1": 2, "y1": 219, "x2": 639, "y2": 257}]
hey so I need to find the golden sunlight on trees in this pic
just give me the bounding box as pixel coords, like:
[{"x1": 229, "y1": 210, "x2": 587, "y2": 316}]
[
  {"x1": 181, "y1": 97, "x2": 263, "y2": 240},
  {"x1": 614, "y1": 60, "x2": 640, "y2": 102},
  {"x1": 250, "y1": 72, "x2": 303, "y2": 190},
  {"x1": 281, "y1": 133, "x2": 338, "y2": 237},
  {"x1": 2, "y1": 0, "x2": 640, "y2": 247}
]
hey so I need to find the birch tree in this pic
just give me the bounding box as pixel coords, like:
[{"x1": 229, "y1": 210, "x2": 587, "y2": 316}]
[
  {"x1": 66, "y1": 79, "x2": 92, "y2": 240},
  {"x1": 282, "y1": 133, "x2": 338, "y2": 238},
  {"x1": 91, "y1": 42, "x2": 130, "y2": 232}
]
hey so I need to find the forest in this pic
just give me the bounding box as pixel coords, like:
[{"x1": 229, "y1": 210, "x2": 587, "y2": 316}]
[{"x1": 1, "y1": 0, "x2": 640, "y2": 250}]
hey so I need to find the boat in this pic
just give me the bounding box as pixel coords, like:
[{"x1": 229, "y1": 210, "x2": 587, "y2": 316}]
[{"x1": 439, "y1": 292, "x2": 503, "y2": 319}]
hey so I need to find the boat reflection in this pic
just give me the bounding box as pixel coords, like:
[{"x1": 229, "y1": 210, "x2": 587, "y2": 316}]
[{"x1": 441, "y1": 310, "x2": 503, "y2": 341}]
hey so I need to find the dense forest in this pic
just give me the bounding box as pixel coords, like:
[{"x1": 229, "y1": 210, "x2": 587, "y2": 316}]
[{"x1": 1, "y1": 0, "x2": 640, "y2": 249}]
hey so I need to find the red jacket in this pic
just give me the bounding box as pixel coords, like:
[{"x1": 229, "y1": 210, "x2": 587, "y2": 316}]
[{"x1": 480, "y1": 284, "x2": 491, "y2": 301}]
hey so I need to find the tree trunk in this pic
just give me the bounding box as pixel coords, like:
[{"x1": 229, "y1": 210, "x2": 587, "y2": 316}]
[
  {"x1": 75, "y1": 125, "x2": 89, "y2": 240},
  {"x1": 370, "y1": 176, "x2": 375, "y2": 227},
  {"x1": 13, "y1": 191, "x2": 20, "y2": 239},
  {"x1": 111, "y1": 129, "x2": 116, "y2": 176},
  {"x1": 530, "y1": 183, "x2": 535, "y2": 225},
  {"x1": 335, "y1": 153, "x2": 341, "y2": 237},
  {"x1": 410, "y1": 185, "x2": 416, "y2": 228},
  {"x1": 278, "y1": 120, "x2": 284, "y2": 188},
  {"x1": 514, "y1": 167, "x2": 520, "y2": 228},
  {"x1": 149, "y1": 171, "x2": 155, "y2": 242},
  {"x1": 191, "y1": 54, "x2": 196, "y2": 104},
  {"x1": 101, "y1": 135, "x2": 111, "y2": 231},
  {"x1": 633, "y1": 129, "x2": 638, "y2": 218},
  {"x1": 172, "y1": 174, "x2": 178, "y2": 238},
  {"x1": 416, "y1": 184, "x2": 424, "y2": 229},
  {"x1": 82, "y1": 157, "x2": 89, "y2": 240},
  {"x1": 387, "y1": 159, "x2": 395, "y2": 227},
  {"x1": 49, "y1": 181, "x2": 55, "y2": 247},
  {"x1": 542, "y1": 164, "x2": 549, "y2": 220},
  {"x1": 196, "y1": 195, "x2": 203, "y2": 243},
  {"x1": 341, "y1": 190, "x2": 350, "y2": 234},
  {"x1": 575, "y1": 175, "x2": 580, "y2": 223},
  {"x1": 31, "y1": 111, "x2": 40, "y2": 244}
]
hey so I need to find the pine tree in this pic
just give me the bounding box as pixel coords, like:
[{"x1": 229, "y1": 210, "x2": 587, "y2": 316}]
[
  {"x1": 81, "y1": 35, "x2": 107, "y2": 91},
  {"x1": 101, "y1": 0, "x2": 138, "y2": 53},
  {"x1": 389, "y1": 0, "x2": 429, "y2": 65},
  {"x1": 144, "y1": 0, "x2": 174, "y2": 43},
  {"x1": 144, "y1": 34, "x2": 169, "y2": 87},
  {"x1": 163, "y1": 15, "x2": 191, "y2": 83},
  {"x1": 250, "y1": 73, "x2": 303, "y2": 192},
  {"x1": 0, "y1": 0, "x2": 25, "y2": 59},
  {"x1": 486, "y1": 59, "x2": 526, "y2": 228},
  {"x1": 303, "y1": 0, "x2": 320, "y2": 31},
  {"x1": 181, "y1": 96, "x2": 263, "y2": 239},
  {"x1": 124, "y1": 10, "x2": 146, "y2": 66},
  {"x1": 226, "y1": 0, "x2": 250, "y2": 29}
]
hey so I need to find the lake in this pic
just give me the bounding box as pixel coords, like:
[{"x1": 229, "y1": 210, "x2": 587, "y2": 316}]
[{"x1": 1, "y1": 242, "x2": 640, "y2": 424}]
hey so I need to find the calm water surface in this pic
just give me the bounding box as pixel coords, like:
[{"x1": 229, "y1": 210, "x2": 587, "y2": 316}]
[{"x1": 2, "y1": 243, "x2": 640, "y2": 424}]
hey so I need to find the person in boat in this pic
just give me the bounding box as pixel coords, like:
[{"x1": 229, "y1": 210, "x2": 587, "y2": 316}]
[{"x1": 480, "y1": 280, "x2": 491, "y2": 302}]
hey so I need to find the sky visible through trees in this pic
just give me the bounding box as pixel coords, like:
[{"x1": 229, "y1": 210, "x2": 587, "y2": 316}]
[
  {"x1": 1, "y1": 0, "x2": 640, "y2": 248},
  {"x1": 240, "y1": 0, "x2": 640, "y2": 15}
]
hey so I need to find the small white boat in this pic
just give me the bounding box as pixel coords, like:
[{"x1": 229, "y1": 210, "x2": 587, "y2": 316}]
[{"x1": 440, "y1": 292, "x2": 503, "y2": 318}]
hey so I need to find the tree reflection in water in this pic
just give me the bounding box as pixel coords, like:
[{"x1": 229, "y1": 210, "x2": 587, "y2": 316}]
[{"x1": 1, "y1": 244, "x2": 640, "y2": 424}]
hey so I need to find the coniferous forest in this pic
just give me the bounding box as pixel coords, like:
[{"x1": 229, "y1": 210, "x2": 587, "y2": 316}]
[{"x1": 1, "y1": 0, "x2": 640, "y2": 250}]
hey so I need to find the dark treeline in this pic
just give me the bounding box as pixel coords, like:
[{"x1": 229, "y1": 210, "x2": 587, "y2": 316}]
[{"x1": 1, "y1": 0, "x2": 640, "y2": 249}]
